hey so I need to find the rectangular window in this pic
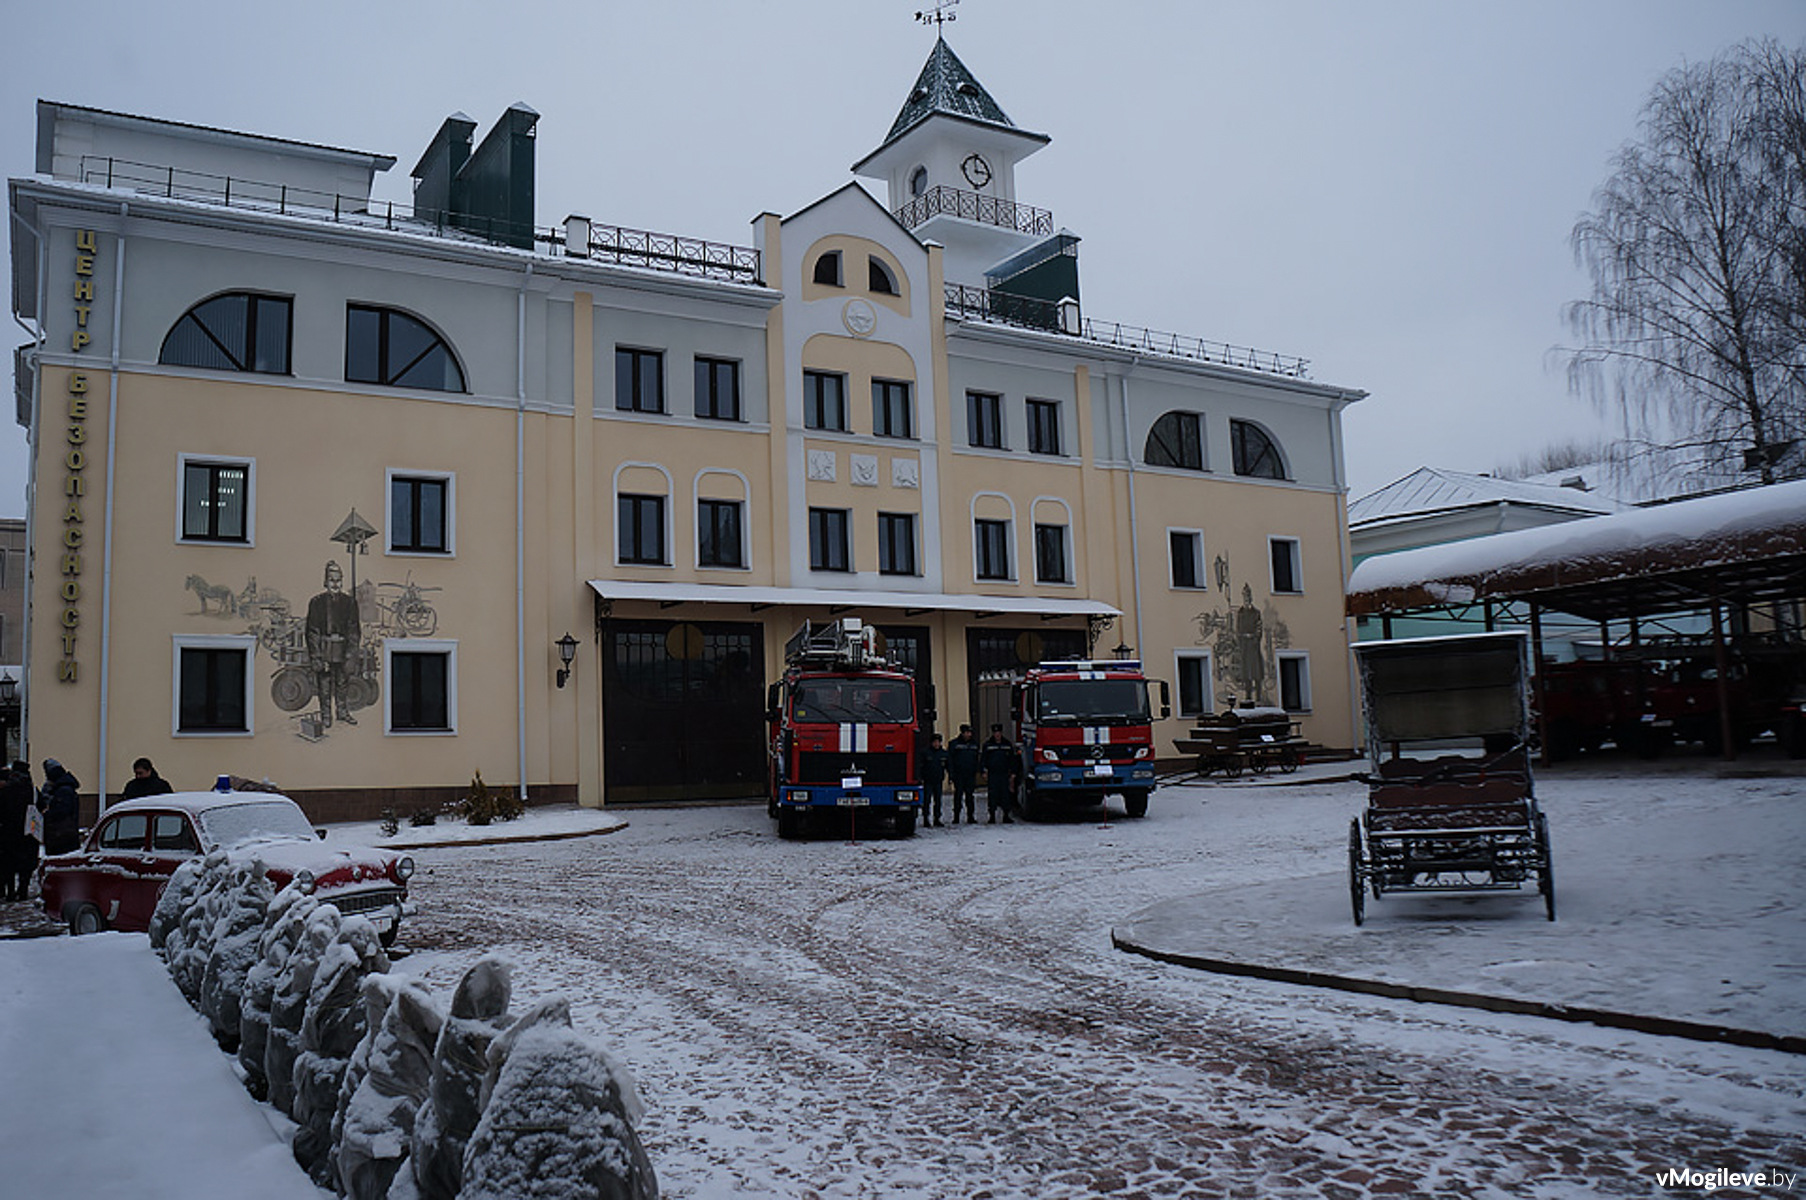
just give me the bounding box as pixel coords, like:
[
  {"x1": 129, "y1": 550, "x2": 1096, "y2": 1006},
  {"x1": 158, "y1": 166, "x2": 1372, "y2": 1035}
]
[
  {"x1": 1176, "y1": 651, "x2": 1215, "y2": 718},
  {"x1": 1270, "y1": 536, "x2": 1303, "y2": 594},
  {"x1": 389, "y1": 640, "x2": 456, "y2": 733},
  {"x1": 967, "y1": 391, "x2": 1004, "y2": 448},
  {"x1": 694, "y1": 356, "x2": 742, "y2": 421},
  {"x1": 1034, "y1": 523, "x2": 1069, "y2": 583},
  {"x1": 618, "y1": 494, "x2": 667, "y2": 565},
  {"x1": 180, "y1": 458, "x2": 251, "y2": 544},
  {"x1": 873, "y1": 379, "x2": 913, "y2": 439},
  {"x1": 804, "y1": 370, "x2": 847, "y2": 431},
  {"x1": 810, "y1": 507, "x2": 850, "y2": 572},
  {"x1": 390, "y1": 474, "x2": 451, "y2": 554},
  {"x1": 975, "y1": 518, "x2": 1011, "y2": 580},
  {"x1": 698, "y1": 498, "x2": 745, "y2": 569},
  {"x1": 174, "y1": 639, "x2": 251, "y2": 734},
  {"x1": 1170, "y1": 529, "x2": 1204, "y2": 589},
  {"x1": 615, "y1": 347, "x2": 665, "y2": 414},
  {"x1": 1027, "y1": 398, "x2": 1061, "y2": 455},
  {"x1": 878, "y1": 512, "x2": 918, "y2": 576},
  {"x1": 1278, "y1": 652, "x2": 1312, "y2": 712}
]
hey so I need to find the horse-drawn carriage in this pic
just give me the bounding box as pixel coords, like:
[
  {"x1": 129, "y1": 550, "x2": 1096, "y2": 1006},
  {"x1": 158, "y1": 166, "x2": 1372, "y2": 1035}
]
[
  {"x1": 1174, "y1": 706, "x2": 1307, "y2": 777},
  {"x1": 1347, "y1": 632, "x2": 1555, "y2": 925}
]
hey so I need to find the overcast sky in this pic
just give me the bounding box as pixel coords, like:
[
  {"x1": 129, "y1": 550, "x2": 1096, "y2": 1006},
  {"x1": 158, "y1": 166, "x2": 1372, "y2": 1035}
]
[{"x1": 6, "y1": 1, "x2": 1803, "y2": 517}]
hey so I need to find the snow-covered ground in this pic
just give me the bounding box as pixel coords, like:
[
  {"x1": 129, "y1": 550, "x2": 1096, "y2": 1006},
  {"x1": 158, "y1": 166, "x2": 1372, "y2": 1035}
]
[{"x1": 3, "y1": 758, "x2": 1803, "y2": 1198}]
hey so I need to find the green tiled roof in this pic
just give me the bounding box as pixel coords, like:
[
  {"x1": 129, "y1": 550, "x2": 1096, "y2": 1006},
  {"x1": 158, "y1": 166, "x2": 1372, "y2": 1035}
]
[{"x1": 882, "y1": 37, "x2": 1032, "y2": 146}]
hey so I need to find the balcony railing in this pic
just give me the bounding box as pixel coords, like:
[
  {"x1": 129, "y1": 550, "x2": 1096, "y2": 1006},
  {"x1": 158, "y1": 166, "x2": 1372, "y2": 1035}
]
[
  {"x1": 945, "y1": 283, "x2": 1311, "y2": 379},
  {"x1": 70, "y1": 154, "x2": 761, "y2": 284},
  {"x1": 894, "y1": 185, "x2": 1054, "y2": 238}
]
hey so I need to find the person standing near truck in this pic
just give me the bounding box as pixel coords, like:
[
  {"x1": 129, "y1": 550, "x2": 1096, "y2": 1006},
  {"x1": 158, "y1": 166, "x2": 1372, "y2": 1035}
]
[
  {"x1": 919, "y1": 733, "x2": 949, "y2": 828},
  {"x1": 947, "y1": 725, "x2": 981, "y2": 824},
  {"x1": 981, "y1": 724, "x2": 1017, "y2": 824}
]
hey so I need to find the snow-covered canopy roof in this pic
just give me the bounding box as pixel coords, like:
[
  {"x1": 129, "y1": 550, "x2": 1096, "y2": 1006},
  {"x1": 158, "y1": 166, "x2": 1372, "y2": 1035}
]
[
  {"x1": 1349, "y1": 466, "x2": 1624, "y2": 528},
  {"x1": 1347, "y1": 479, "x2": 1806, "y2": 622}
]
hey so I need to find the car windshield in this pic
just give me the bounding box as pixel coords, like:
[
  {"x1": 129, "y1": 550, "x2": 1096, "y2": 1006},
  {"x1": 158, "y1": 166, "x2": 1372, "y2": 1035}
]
[
  {"x1": 793, "y1": 678, "x2": 914, "y2": 723},
  {"x1": 1036, "y1": 679, "x2": 1150, "y2": 723},
  {"x1": 195, "y1": 799, "x2": 317, "y2": 850}
]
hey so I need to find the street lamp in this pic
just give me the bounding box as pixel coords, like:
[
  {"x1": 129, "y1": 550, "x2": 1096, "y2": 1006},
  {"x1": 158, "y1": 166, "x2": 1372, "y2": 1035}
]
[{"x1": 555, "y1": 633, "x2": 579, "y2": 689}]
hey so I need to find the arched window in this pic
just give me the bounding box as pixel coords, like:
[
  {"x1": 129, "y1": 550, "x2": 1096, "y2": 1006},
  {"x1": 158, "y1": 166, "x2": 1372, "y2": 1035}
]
[
  {"x1": 909, "y1": 166, "x2": 929, "y2": 197},
  {"x1": 160, "y1": 292, "x2": 292, "y2": 374},
  {"x1": 812, "y1": 251, "x2": 843, "y2": 287},
  {"x1": 1230, "y1": 419, "x2": 1286, "y2": 479},
  {"x1": 345, "y1": 304, "x2": 465, "y2": 392},
  {"x1": 1145, "y1": 411, "x2": 1203, "y2": 470},
  {"x1": 869, "y1": 257, "x2": 899, "y2": 296}
]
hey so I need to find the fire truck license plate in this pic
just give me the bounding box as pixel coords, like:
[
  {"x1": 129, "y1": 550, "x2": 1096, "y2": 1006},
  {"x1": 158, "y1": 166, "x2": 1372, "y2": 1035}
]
[
  {"x1": 1086, "y1": 765, "x2": 1114, "y2": 778},
  {"x1": 837, "y1": 795, "x2": 870, "y2": 806}
]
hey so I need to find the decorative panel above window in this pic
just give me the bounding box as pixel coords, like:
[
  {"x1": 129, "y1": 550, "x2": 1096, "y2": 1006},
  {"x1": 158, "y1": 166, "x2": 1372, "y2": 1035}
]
[
  {"x1": 160, "y1": 293, "x2": 292, "y2": 375},
  {"x1": 345, "y1": 305, "x2": 465, "y2": 392}
]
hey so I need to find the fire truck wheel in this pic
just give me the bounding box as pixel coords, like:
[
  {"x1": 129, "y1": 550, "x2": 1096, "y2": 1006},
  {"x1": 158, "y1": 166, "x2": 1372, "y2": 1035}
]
[
  {"x1": 892, "y1": 809, "x2": 916, "y2": 838},
  {"x1": 1123, "y1": 790, "x2": 1149, "y2": 819},
  {"x1": 777, "y1": 809, "x2": 802, "y2": 840}
]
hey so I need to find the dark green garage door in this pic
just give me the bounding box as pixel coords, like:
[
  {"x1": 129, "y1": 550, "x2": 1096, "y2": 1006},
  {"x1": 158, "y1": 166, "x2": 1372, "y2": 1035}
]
[{"x1": 603, "y1": 620, "x2": 766, "y2": 802}]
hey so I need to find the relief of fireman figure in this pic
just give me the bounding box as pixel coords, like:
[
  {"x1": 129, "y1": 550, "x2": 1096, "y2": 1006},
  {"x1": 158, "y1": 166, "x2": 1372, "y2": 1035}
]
[{"x1": 306, "y1": 560, "x2": 360, "y2": 727}]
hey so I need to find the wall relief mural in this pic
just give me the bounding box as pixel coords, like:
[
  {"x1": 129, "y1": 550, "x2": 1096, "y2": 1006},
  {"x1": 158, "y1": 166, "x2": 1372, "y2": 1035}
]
[
  {"x1": 184, "y1": 509, "x2": 443, "y2": 741},
  {"x1": 1191, "y1": 571, "x2": 1291, "y2": 711}
]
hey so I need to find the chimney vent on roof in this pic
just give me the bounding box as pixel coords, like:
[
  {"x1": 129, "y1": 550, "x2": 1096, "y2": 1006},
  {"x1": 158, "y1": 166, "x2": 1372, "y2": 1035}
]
[{"x1": 1560, "y1": 475, "x2": 1589, "y2": 490}]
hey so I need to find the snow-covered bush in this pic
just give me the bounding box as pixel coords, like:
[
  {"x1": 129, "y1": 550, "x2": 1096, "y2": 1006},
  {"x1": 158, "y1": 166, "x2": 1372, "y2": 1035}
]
[
  {"x1": 408, "y1": 956, "x2": 514, "y2": 1200},
  {"x1": 268, "y1": 903, "x2": 342, "y2": 1118},
  {"x1": 333, "y1": 974, "x2": 443, "y2": 1200},
  {"x1": 462, "y1": 998, "x2": 658, "y2": 1200},
  {"x1": 149, "y1": 855, "x2": 206, "y2": 956},
  {"x1": 239, "y1": 883, "x2": 318, "y2": 1097},
  {"x1": 171, "y1": 849, "x2": 235, "y2": 1004},
  {"x1": 293, "y1": 915, "x2": 391, "y2": 1186},
  {"x1": 200, "y1": 860, "x2": 274, "y2": 1051}
]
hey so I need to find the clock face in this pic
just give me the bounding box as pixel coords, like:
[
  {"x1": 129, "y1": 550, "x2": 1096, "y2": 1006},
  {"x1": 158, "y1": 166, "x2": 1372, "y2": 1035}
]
[{"x1": 961, "y1": 153, "x2": 992, "y2": 188}]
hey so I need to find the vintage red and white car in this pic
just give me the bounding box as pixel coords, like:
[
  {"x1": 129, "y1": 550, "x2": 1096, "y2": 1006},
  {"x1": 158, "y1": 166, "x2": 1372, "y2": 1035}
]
[{"x1": 39, "y1": 781, "x2": 415, "y2": 942}]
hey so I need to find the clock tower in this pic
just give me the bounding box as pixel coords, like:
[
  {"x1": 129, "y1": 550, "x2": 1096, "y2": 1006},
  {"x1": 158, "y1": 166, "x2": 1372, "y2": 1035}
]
[{"x1": 853, "y1": 36, "x2": 1070, "y2": 298}]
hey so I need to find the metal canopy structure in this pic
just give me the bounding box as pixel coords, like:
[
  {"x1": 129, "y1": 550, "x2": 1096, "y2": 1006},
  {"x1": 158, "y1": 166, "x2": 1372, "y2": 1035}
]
[{"x1": 1347, "y1": 480, "x2": 1806, "y2": 624}]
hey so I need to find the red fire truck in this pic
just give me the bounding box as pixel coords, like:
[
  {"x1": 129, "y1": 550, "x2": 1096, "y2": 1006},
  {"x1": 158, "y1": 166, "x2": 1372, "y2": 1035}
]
[
  {"x1": 766, "y1": 619, "x2": 930, "y2": 839},
  {"x1": 1011, "y1": 659, "x2": 1169, "y2": 819}
]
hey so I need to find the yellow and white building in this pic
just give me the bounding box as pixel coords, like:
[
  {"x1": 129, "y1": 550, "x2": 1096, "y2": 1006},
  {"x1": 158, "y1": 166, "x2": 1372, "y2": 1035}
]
[{"x1": 9, "y1": 40, "x2": 1365, "y2": 818}]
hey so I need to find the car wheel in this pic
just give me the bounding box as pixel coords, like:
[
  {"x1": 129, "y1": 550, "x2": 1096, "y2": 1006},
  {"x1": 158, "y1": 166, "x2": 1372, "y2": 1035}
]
[
  {"x1": 67, "y1": 901, "x2": 104, "y2": 936},
  {"x1": 379, "y1": 925, "x2": 399, "y2": 949}
]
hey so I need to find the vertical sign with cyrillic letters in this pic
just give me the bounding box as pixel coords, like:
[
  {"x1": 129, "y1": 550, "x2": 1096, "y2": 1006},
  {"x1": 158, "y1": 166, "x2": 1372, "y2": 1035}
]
[{"x1": 60, "y1": 229, "x2": 101, "y2": 683}]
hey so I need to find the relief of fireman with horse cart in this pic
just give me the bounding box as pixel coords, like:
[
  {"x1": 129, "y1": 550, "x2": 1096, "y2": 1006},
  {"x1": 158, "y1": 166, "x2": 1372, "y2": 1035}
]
[{"x1": 183, "y1": 509, "x2": 445, "y2": 741}]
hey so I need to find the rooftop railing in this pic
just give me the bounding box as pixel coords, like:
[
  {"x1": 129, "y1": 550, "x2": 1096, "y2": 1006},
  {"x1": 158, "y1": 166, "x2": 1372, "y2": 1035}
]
[
  {"x1": 70, "y1": 154, "x2": 762, "y2": 284},
  {"x1": 945, "y1": 283, "x2": 1311, "y2": 379},
  {"x1": 894, "y1": 185, "x2": 1054, "y2": 238}
]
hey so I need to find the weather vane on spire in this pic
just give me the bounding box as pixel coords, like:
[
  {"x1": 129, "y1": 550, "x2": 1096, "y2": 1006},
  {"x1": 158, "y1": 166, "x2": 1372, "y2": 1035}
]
[{"x1": 915, "y1": 0, "x2": 958, "y2": 31}]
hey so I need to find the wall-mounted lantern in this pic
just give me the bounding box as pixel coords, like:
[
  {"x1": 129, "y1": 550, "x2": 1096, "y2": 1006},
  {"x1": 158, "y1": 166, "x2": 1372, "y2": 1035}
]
[{"x1": 555, "y1": 633, "x2": 579, "y2": 689}]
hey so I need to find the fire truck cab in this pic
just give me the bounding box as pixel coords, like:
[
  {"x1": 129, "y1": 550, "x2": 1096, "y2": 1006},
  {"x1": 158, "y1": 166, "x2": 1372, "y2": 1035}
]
[
  {"x1": 766, "y1": 619, "x2": 928, "y2": 839},
  {"x1": 1012, "y1": 660, "x2": 1169, "y2": 819}
]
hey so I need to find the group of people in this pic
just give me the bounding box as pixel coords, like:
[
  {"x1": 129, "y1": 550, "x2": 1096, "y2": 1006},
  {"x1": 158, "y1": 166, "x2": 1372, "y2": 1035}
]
[
  {"x1": 917, "y1": 723, "x2": 1020, "y2": 827},
  {"x1": 0, "y1": 755, "x2": 173, "y2": 903}
]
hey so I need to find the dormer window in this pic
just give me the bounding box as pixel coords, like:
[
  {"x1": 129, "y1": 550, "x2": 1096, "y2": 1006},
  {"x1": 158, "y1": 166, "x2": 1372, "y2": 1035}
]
[
  {"x1": 813, "y1": 251, "x2": 844, "y2": 287},
  {"x1": 909, "y1": 166, "x2": 928, "y2": 197},
  {"x1": 869, "y1": 257, "x2": 899, "y2": 296}
]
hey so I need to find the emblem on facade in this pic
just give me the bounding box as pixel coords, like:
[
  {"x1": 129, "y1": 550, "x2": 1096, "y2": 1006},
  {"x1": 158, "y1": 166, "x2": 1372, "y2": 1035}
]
[
  {"x1": 851, "y1": 454, "x2": 879, "y2": 486},
  {"x1": 842, "y1": 298, "x2": 878, "y2": 338},
  {"x1": 891, "y1": 457, "x2": 920, "y2": 489},
  {"x1": 807, "y1": 449, "x2": 837, "y2": 482}
]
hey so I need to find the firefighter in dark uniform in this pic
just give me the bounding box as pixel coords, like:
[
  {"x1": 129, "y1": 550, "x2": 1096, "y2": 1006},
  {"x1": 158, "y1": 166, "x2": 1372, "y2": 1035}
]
[
  {"x1": 981, "y1": 724, "x2": 1017, "y2": 824},
  {"x1": 947, "y1": 724, "x2": 981, "y2": 824}
]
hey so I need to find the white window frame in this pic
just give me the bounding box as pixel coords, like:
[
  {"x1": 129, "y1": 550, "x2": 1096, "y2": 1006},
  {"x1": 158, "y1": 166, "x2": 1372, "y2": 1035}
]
[
  {"x1": 386, "y1": 468, "x2": 455, "y2": 557},
  {"x1": 1277, "y1": 650, "x2": 1312, "y2": 713},
  {"x1": 176, "y1": 453, "x2": 256, "y2": 547},
  {"x1": 1174, "y1": 649, "x2": 1217, "y2": 719},
  {"x1": 1168, "y1": 527, "x2": 1205, "y2": 590},
  {"x1": 384, "y1": 637, "x2": 459, "y2": 736},
  {"x1": 171, "y1": 634, "x2": 256, "y2": 737},
  {"x1": 612, "y1": 462, "x2": 674, "y2": 568},
  {"x1": 1269, "y1": 535, "x2": 1303, "y2": 595}
]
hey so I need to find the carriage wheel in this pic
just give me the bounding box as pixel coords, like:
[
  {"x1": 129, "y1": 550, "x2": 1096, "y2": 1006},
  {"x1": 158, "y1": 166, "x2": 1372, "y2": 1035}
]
[
  {"x1": 1535, "y1": 812, "x2": 1556, "y2": 921},
  {"x1": 1278, "y1": 748, "x2": 1300, "y2": 774},
  {"x1": 1348, "y1": 818, "x2": 1367, "y2": 926},
  {"x1": 1223, "y1": 756, "x2": 1243, "y2": 778},
  {"x1": 1252, "y1": 753, "x2": 1271, "y2": 776}
]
